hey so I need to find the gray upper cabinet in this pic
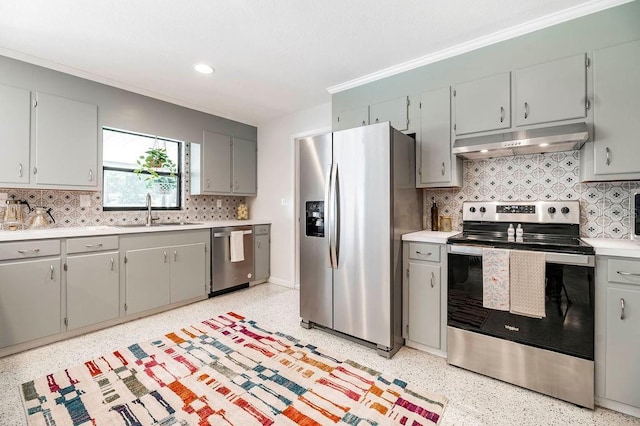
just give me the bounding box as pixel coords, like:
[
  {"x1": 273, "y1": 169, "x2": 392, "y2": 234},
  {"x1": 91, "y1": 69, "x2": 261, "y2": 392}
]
[
  {"x1": 453, "y1": 72, "x2": 511, "y2": 135},
  {"x1": 515, "y1": 53, "x2": 587, "y2": 127},
  {"x1": 334, "y1": 105, "x2": 369, "y2": 131},
  {"x1": 418, "y1": 87, "x2": 461, "y2": 187},
  {"x1": 34, "y1": 92, "x2": 98, "y2": 187},
  {"x1": 0, "y1": 84, "x2": 30, "y2": 185},
  {"x1": 593, "y1": 40, "x2": 640, "y2": 176},
  {"x1": 232, "y1": 137, "x2": 257, "y2": 195},
  {"x1": 202, "y1": 131, "x2": 232, "y2": 193},
  {"x1": 369, "y1": 96, "x2": 409, "y2": 131}
]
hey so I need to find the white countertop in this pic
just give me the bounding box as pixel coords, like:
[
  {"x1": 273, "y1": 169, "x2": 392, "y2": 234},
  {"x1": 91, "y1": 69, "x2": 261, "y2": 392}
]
[
  {"x1": 402, "y1": 230, "x2": 460, "y2": 244},
  {"x1": 584, "y1": 238, "x2": 640, "y2": 259},
  {"x1": 0, "y1": 219, "x2": 271, "y2": 242}
]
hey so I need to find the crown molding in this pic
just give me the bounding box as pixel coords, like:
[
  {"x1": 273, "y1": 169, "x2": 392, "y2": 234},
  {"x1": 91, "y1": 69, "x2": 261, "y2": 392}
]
[{"x1": 326, "y1": 0, "x2": 634, "y2": 94}]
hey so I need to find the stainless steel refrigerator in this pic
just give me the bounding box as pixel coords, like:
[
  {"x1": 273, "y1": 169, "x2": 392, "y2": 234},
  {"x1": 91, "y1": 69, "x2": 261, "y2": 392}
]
[{"x1": 299, "y1": 122, "x2": 422, "y2": 358}]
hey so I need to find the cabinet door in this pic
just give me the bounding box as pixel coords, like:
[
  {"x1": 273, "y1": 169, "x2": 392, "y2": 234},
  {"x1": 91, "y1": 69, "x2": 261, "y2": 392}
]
[
  {"x1": 593, "y1": 40, "x2": 640, "y2": 175},
  {"x1": 254, "y1": 234, "x2": 270, "y2": 281},
  {"x1": 0, "y1": 84, "x2": 30, "y2": 185},
  {"x1": 202, "y1": 131, "x2": 231, "y2": 193},
  {"x1": 605, "y1": 287, "x2": 640, "y2": 407},
  {"x1": 66, "y1": 252, "x2": 119, "y2": 330},
  {"x1": 419, "y1": 87, "x2": 451, "y2": 185},
  {"x1": 334, "y1": 106, "x2": 369, "y2": 131},
  {"x1": 515, "y1": 54, "x2": 587, "y2": 126},
  {"x1": 454, "y1": 72, "x2": 510, "y2": 135},
  {"x1": 0, "y1": 258, "x2": 61, "y2": 348},
  {"x1": 125, "y1": 247, "x2": 170, "y2": 315},
  {"x1": 34, "y1": 92, "x2": 98, "y2": 187},
  {"x1": 408, "y1": 261, "x2": 441, "y2": 348},
  {"x1": 232, "y1": 137, "x2": 257, "y2": 195},
  {"x1": 170, "y1": 243, "x2": 206, "y2": 303},
  {"x1": 370, "y1": 96, "x2": 408, "y2": 131}
]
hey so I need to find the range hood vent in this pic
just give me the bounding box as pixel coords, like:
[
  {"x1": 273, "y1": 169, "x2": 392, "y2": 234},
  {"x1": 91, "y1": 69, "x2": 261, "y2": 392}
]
[{"x1": 452, "y1": 123, "x2": 589, "y2": 160}]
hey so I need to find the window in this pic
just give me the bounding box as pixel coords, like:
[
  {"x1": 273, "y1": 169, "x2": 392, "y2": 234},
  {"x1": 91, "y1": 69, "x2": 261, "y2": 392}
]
[{"x1": 102, "y1": 128, "x2": 182, "y2": 210}]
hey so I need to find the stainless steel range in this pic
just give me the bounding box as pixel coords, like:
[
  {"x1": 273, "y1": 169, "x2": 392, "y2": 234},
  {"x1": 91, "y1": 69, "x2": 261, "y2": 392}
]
[{"x1": 446, "y1": 200, "x2": 595, "y2": 408}]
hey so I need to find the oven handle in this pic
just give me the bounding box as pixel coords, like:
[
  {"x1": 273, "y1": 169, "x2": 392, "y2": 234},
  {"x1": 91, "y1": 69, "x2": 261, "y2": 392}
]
[{"x1": 447, "y1": 245, "x2": 594, "y2": 267}]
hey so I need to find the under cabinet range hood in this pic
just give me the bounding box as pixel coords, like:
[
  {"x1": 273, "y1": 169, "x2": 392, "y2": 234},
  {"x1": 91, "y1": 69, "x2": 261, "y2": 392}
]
[{"x1": 452, "y1": 123, "x2": 589, "y2": 159}]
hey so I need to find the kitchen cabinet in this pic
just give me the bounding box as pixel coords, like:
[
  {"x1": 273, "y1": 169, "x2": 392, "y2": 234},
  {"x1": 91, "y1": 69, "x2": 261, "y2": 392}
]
[
  {"x1": 595, "y1": 256, "x2": 640, "y2": 415},
  {"x1": 402, "y1": 241, "x2": 447, "y2": 355},
  {"x1": 418, "y1": 86, "x2": 462, "y2": 187},
  {"x1": 190, "y1": 131, "x2": 257, "y2": 196},
  {"x1": 334, "y1": 105, "x2": 369, "y2": 131},
  {"x1": 34, "y1": 92, "x2": 98, "y2": 187},
  {"x1": 0, "y1": 83, "x2": 30, "y2": 185},
  {"x1": 592, "y1": 40, "x2": 640, "y2": 176},
  {"x1": 370, "y1": 96, "x2": 409, "y2": 131},
  {"x1": 0, "y1": 240, "x2": 61, "y2": 349},
  {"x1": 514, "y1": 53, "x2": 587, "y2": 127},
  {"x1": 453, "y1": 72, "x2": 511, "y2": 135},
  {"x1": 121, "y1": 230, "x2": 209, "y2": 316},
  {"x1": 65, "y1": 236, "x2": 120, "y2": 331},
  {"x1": 252, "y1": 224, "x2": 270, "y2": 284}
]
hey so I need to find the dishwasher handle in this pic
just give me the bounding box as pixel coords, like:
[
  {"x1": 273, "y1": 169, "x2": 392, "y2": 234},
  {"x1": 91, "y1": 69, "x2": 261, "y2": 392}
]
[{"x1": 213, "y1": 230, "x2": 253, "y2": 238}]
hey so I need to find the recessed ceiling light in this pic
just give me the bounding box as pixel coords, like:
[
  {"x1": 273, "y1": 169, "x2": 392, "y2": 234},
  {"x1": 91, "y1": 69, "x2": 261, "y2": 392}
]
[
  {"x1": 194, "y1": 64, "x2": 214, "y2": 74},
  {"x1": 480, "y1": 149, "x2": 489, "y2": 153},
  {"x1": 539, "y1": 143, "x2": 550, "y2": 147}
]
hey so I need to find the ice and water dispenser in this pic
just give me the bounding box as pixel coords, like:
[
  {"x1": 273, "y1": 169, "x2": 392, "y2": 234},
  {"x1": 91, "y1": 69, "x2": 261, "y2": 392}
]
[{"x1": 305, "y1": 201, "x2": 324, "y2": 237}]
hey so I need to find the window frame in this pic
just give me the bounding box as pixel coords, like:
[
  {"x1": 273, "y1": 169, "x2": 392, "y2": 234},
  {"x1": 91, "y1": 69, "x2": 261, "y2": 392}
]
[{"x1": 102, "y1": 128, "x2": 183, "y2": 212}]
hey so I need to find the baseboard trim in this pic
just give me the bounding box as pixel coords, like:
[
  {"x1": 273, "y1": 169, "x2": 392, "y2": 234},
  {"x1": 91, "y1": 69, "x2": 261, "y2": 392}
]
[
  {"x1": 595, "y1": 397, "x2": 640, "y2": 418},
  {"x1": 268, "y1": 277, "x2": 294, "y2": 288}
]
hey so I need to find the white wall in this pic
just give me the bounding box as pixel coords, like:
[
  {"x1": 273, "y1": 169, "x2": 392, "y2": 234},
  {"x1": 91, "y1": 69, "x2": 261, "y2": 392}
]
[{"x1": 250, "y1": 103, "x2": 331, "y2": 288}]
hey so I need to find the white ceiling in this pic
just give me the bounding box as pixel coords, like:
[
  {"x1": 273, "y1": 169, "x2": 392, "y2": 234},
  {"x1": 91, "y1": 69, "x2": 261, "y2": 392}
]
[{"x1": 0, "y1": 0, "x2": 629, "y2": 126}]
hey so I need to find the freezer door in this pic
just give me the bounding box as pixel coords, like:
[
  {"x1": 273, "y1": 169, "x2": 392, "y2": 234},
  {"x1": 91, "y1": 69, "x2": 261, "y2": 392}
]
[
  {"x1": 299, "y1": 133, "x2": 333, "y2": 328},
  {"x1": 332, "y1": 122, "x2": 392, "y2": 347}
]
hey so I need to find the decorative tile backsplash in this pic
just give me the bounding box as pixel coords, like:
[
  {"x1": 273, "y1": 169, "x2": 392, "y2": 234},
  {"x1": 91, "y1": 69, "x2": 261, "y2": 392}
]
[
  {"x1": 424, "y1": 150, "x2": 639, "y2": 239},
  {"x1": 0, "y1": 143, "x2": 246, "y2": 229}
]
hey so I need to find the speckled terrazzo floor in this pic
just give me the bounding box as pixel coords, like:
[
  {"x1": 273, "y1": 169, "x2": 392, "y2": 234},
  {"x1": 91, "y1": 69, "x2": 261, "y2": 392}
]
[{"x1": 1, "y1": 283, "x2": 638, "y2": 426}]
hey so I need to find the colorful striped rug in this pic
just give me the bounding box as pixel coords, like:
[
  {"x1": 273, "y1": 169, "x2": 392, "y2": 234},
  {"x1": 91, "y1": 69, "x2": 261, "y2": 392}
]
[{"x1": 21, "y1": 312, "x2": 447, "y2": 425}]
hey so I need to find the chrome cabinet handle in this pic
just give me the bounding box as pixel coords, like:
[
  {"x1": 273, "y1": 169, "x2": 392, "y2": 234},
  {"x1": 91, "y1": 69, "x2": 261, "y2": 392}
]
[
  {"x1": 235, "y1": 181, "x2": 239, "y2": 190},
  {"x1": 416, "y1": 251, "x2": 432, "y2": 256},
  {"x1": 620, "y1": 298, "x2": 625, "y2": 320},
  {"x1": 606, "y1": 147, "x2": 611, "y2": 166},
  {"x1": 89, "y1": 169, "x2": 93, "y2": 182},
  {"x1": 163, "y1": 251, "x2": 167, "y2": 263},
  {"x1": 441, "y1": 162, "x2": 445, "y2": 176},
  {"x1": 617, "y1": 271, "x2": 640, "y2": 277},
  {"x1": 33, "y1": 166, "x2": 37, "y2": 175},
  {"x1": 524, "y1": 102, "x2": 529, "y2": 119},
  {"x1": 430, "y1": 272, "x2": 435, "y2": 288},
  {"x1": 361, "y1": 120, "x2": 366, "y2": 126},
  {"x1": 257, "y1": 240, "x2": 261, "y2": 249},
  {"x1": 18, "y1": 248, "x2": 40, "y2": 254},
  {"x1": 375, "y1": 118, "x2": 379, "y2": 123},
  {"x1": 18, "y1": 163, "x2": 23, "y2": 177},
  {"x1": 174, "y1": 250, "x2": 178, "y2": 261},
  {"x1": 50, "y1": 265, "x2": 54, "y2": 280},
  {"x1": 500, "y1": 106, "x2": 505, "y2": 123},
  {"x1": 110, "y1": 257, "x2": 114, "y2": 271},
  {"x1": 85, "y1": 243, "x2": 103, "y2": 249},
  {"x1": 207, "y1": 179, "x2": 210, "y2": 189}
]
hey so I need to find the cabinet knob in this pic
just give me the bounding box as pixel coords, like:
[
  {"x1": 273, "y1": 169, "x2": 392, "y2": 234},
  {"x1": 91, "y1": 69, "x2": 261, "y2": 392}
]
[
  {"x1": 500, "y1": 106, "x2": 505, "y2": 123},
  {"x1": 375, "y1": 118, "x2": 379, "y2": 123},
  {"x1": 524, "y1": 102, "x2": 529, "y2": 119}
]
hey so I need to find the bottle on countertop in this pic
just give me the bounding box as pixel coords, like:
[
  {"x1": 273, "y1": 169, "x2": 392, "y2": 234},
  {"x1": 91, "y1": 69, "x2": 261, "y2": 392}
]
[
  {"x1": 516, "y1": 224, "x2": 523, "y2": 237},
  {"x1": 507, "y1": 223, "x2": 515, "y2": 240},
  {"x1": 431, "y1": 199, "x2": 439, "y2": 231}
]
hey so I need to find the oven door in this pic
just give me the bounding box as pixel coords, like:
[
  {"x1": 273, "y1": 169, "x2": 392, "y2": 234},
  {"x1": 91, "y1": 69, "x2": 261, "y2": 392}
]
[{"x1": 447, "y1": 244, "x2": 594, "y2": 360}]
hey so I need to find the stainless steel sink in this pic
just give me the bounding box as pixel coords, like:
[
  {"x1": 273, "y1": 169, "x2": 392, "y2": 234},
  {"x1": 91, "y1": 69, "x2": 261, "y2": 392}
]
[{"x1": 117, "y1": 222, "x2": 203, "y2": 228}]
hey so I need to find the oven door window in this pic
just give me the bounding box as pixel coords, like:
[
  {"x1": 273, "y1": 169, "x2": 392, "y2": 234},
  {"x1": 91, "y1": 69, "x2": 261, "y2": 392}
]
[{"x1": 447, "y1": 253, "x2": 594, "y2": 360}]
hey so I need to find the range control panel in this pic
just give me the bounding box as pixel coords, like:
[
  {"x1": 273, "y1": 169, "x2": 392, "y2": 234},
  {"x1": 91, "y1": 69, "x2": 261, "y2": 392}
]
[{"x1": 462, "y1": 201, "x2": 580, "y2": 224}]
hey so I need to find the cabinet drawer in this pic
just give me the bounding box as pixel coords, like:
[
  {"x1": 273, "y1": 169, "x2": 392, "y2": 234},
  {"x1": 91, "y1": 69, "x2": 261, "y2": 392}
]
[
  {"x1": 608, "y1": 259, "x2": 640, "y2": 286},
  {"x1": 67, "y1": 236, "x2": 119, "y2": 254},
  {"x1": 0, "y1": 239, "x2": 60, "y2": 261},
  {"x1": 254, "y1": 224, "x2": 270, "y2": 235},
  {"x1": 408, "y1": 243, "x2": 440, "y2": 262}
]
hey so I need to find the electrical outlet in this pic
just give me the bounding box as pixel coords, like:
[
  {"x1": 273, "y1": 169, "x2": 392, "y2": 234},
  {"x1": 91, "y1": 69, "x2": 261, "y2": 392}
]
[
  {"x1": 0, "y1": 193, "x2": 7, "y2": 203},
  {"x1": 281, "y1": 198, "x2": 289, "y2": 207},
  {"x1": 216, "y1": 199, "x2": 222, "y2": 208},
  {"x1": 79, "y1": 194, "x2": 91, "y2": 207}
]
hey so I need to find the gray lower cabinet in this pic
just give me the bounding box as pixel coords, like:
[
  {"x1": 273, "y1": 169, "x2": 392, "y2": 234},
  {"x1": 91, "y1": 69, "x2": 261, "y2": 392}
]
[
  {"x1": 595, "y1": 256, "x2": 640, "y2": 413},
  {"x1": 418, "y1": 86, "x2": 462, "y2": 187},
  {"x1": 170, "y1": 243, "x2": 207, "y2": 302},
  {"x1": 453, "y1": 72, "x2": 511, "y2": 136},
  {"x1": 402, "y1": 241, "x2": 447, "y2": 354},
  {"x1": 0, "y1": 83, "x2": 30, "y2": 185},
  {"x1": 0, "y1": 255, "x2": 61, "y2": 348},
  {"x1": 334, "y1": 105, "x2": 369, "y2": 131},
  {"x1": 125, "y1": 246, "x2": 171, "y2": 315},
  {"x1": 592, "y1": 40, "x2": 640, "y2": 176},
  {"x1": 514, "y1": 53, "x2": 587, "y2": 127},
  {"x1": 253, "y1": 224, "x2": 270, "y2": 283}
]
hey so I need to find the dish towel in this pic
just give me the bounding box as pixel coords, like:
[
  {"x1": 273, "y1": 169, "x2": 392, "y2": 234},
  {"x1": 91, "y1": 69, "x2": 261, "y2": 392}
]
[
  {"x1": 509, "y1": 250, "x2": 546, "y2": 318},
  {"x1": 230, "y1": 231, "x2": 245, "y2": 262},
  {"x1": 482, "y1": 248, "x2": 511, "y2": 311}
]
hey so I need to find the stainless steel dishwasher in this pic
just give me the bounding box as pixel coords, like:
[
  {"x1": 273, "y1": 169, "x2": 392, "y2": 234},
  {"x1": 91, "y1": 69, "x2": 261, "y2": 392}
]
[{"x1": 211, "y1": 226, "x2": 254, "y2": 296}]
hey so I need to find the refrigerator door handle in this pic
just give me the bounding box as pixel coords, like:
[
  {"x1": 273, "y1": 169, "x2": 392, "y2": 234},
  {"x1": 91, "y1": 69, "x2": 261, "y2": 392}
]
[
  {"x1": 325, "y1": 164, "x2": 335, "y2": 268},
  {"x1": 332, "y1": 163, "x2": 340, "y2": 268}
]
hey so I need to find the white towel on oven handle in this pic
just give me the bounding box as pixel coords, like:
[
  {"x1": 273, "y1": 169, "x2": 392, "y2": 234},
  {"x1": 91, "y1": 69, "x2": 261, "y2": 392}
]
[
  {"x1": 230, "y1": 231, "x2": 245, "y2": 262},
  {"x1": 482, "y1": 248, "x2": 510, "y2": 311}
]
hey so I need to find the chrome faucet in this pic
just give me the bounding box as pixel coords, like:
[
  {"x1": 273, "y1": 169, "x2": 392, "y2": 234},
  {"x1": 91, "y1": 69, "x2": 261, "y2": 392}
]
[{"x1": 145, "y1": 193, "x2": 159, "y2": 226}]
